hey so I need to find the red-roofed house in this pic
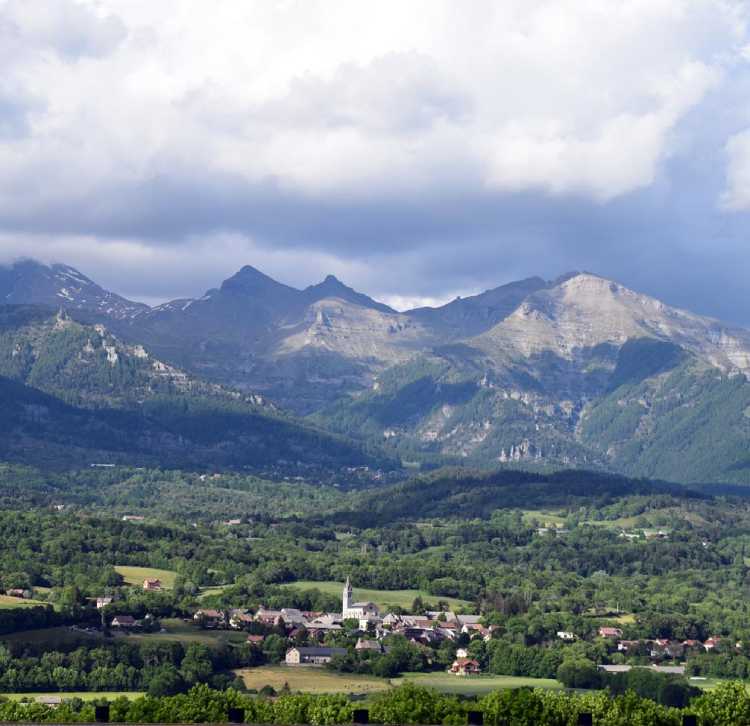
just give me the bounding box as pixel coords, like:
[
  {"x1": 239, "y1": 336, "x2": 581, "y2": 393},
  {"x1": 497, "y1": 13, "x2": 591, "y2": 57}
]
[{"x1": 451, "y1": 658, "x2": 481, "y2": 676}]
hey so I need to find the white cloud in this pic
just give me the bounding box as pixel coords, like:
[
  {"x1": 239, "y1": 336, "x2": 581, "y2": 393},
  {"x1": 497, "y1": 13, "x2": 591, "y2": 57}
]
[
  {"x1": 721, "y1": 128, "x2": 750, "y2": 209},
  {"x1": 0, "y1": 0, "x2": 746, "y2": 232}
]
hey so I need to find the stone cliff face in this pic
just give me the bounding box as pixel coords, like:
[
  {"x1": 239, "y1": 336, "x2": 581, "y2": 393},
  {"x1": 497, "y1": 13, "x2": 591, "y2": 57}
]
[{"x1": 312, "y1": 273, "x2": 750, "y2": 483}]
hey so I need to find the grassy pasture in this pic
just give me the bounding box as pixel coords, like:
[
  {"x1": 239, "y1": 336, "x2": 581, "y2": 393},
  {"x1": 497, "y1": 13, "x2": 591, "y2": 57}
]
[
  {"x1": 395, "y1": 672, "x2": 564, "y2": 695},
  {"x1": 0, "y1": 595, "x2": 48, "y2": 609},
  {"x1": 235, "y1": 666, "x2": 389, "y2": 694},
  {"x1": 280, "y1": 581, "x2": 473, "y2": 611}
]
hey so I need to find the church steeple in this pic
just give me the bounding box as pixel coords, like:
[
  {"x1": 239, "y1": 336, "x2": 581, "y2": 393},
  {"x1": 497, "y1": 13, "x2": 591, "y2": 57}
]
[{"x1": 343, "y1": 576, "x2": 353, "y2": 614}]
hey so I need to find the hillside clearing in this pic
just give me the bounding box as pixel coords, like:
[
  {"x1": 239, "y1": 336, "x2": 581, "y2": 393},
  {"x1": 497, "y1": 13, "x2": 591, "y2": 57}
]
[{"x1": 114, "y1": 566, "x2": 178, "y2": 589}]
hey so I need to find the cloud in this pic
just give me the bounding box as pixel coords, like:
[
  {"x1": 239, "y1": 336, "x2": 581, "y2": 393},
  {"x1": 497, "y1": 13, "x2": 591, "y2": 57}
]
[
  {"x1": 722, "y1": 129, "x2": 750, "y2": 209},
  {"x1": 1, "y1": 1, "x2": 750, "y2": 324},
  {"x1": 0, "y1": 0, "x2": 745, "y2": 227},
  {"x1": 0, "y1": 0, "x2": 126, "y2": 60}
]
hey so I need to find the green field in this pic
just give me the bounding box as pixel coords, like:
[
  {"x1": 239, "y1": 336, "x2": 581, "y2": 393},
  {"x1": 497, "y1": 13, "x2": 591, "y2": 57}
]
[
  {"x1": 281, "y1": 581, "x2": 473, "y2": 611},
  {"x1": 5, "y1": 692, "x2": 144, "y2": 702},
  {"x1": 198, "y1": 584, "x2": 232, "y2": 600},
  {"x1": 235, "y1": 667, "x2": 563, "y2": 696},
  {"x1": 235, "y1": 666, "x2": 389, "y2": 694},
  {"x1": 114, "y1": 566, "x2": 178, "y2": 589},
  {"x1": 395, "y1": 672, "x2": 564, "y2": 695},
  {"x1": 0, "y1": 595, "x2": 48, "y2": 609}
]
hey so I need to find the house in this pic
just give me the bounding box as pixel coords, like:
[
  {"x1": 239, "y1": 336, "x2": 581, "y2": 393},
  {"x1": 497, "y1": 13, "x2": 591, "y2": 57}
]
[
  {"x1": 557, "y1": 631, "x2": 577, "y2": 642},
  {"x1": 143, "y1": 578, "x2": 162, "y2": 591},
  {"x1": 229, "y1": 610, "x2": 254, "y2": 629},
  {"x1": 451, "y1": 658, "x2": 481, "y2": 676},
  {"x1": 285, "y1": 647, "x2": 347, "y2": 665},
  {"x1": 456, "y1": 614, "x2": 483, "y2": 628},
  {"x1": 280, "y1": 608, "x2": 307, "y2": 626},
  {"x1": 5, "y1": 588, "x2": 26, "y2": 598},
  {"x1": 111, "y1": 615, "x2": 136, "y2": 628},
  {"x1": 246, "y1": 634, "x2": 265, "y2": 645},
  {"x1": 598, "y1": 665, "x2": 632, "y2": 673},
  {"x1": 96, "y1": 597, "x2": 113, "y2": 609},
  {"x1": 382, "y1": 613, "x2": 402, "y2": 628},
  {"x1": 255, "y1": 607, "x2": 284, "y2": 626},
  {"x1": 306, "y1": 614, "x2": 343, "y2": 637},
  {"x1": 193, "y1": 609, "x2": 225, "y2": 628},
  {"x1": 598, "y1": 627, "x2": 623, "y2": 639},
  {"x1": 355, "y1": 638, "x2": 383, "y2": 652},
  {"x1": 704, "y1": 637, "x2": 721, "y2": 651}
]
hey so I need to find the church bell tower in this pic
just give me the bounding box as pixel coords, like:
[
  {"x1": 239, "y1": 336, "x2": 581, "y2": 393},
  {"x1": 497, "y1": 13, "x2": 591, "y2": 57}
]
[{"x1": 342, "y1": 576, "x2": 353, "y2": 615}]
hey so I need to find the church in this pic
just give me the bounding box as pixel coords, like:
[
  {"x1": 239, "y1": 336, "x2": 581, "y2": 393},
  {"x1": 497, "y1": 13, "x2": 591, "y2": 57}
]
[{"x1": 342, "y1": 577, "x2": 380, "y2": 621}]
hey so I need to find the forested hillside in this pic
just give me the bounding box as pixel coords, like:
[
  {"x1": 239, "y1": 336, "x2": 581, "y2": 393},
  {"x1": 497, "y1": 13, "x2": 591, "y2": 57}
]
[{"x1": 0, "y1": 307, "x2": 389, "y2": 473}]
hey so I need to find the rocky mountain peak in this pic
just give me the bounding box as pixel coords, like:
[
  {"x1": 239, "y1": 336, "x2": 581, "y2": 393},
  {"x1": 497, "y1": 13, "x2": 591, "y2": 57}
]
[
  {"x1": 303, "y1": 275, "x2": 396, "y2": 314},
  {"x1": 220, "y1": 265, "x2": 294, "y2": 294},
  {"x1": 0, "y1": 259, "x2": 147, "y2": 320}
]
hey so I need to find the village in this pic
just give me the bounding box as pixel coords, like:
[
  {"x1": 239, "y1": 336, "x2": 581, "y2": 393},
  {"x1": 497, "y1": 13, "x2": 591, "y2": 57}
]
[
  {"x1": 83, "y1": 577, "x2": 734, "y2": 681},
  {"x1": 97, "y1": 577, "x2": 490, "y2": 676}
]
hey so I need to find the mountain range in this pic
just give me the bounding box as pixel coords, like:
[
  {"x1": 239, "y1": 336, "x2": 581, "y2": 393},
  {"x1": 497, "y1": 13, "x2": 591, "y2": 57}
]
[{"x1": 3, "y1": 258, "x2": 750, "y2": 484}]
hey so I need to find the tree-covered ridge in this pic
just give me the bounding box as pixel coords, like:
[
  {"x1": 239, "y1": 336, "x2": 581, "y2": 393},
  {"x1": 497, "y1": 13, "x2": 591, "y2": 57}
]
[
  {"x1": 319, "y1": 468, "x2": 701, "y2": 526},
  {"x1": 0, "y1": 305, "x2": 266, "y2": 410}
]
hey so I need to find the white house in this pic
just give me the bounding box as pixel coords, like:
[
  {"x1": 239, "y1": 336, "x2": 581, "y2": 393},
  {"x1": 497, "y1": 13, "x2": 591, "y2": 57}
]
[{"x1": 285, "y1": 647, "x2": 347, "y2": 665}]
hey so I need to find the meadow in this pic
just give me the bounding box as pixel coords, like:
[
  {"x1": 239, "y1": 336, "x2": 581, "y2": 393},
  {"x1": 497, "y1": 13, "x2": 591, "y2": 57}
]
[
  {"x1": 0, "y1": 595, "x2": 48, "y2": 610},
  {"x1": 395, "y1": 672, "x2": 564, "y2": 696},
  {"x1": 235, "y1": 666, "x2": 389, "y2": 694},
  {"x1": 235, "y1": 666, "x2": 565, "y2": 696}
]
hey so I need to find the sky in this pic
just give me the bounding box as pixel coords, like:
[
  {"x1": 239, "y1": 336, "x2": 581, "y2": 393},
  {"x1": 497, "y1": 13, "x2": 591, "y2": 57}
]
[{"x1": 2, "y1": 1, "x2": 750, "y2": 320}]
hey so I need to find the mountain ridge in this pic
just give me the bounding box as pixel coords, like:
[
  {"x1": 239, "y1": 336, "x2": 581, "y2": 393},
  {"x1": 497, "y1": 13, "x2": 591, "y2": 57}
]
[{"x1": 5, "y1": 259, "x2": 750, "y2": 483}]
